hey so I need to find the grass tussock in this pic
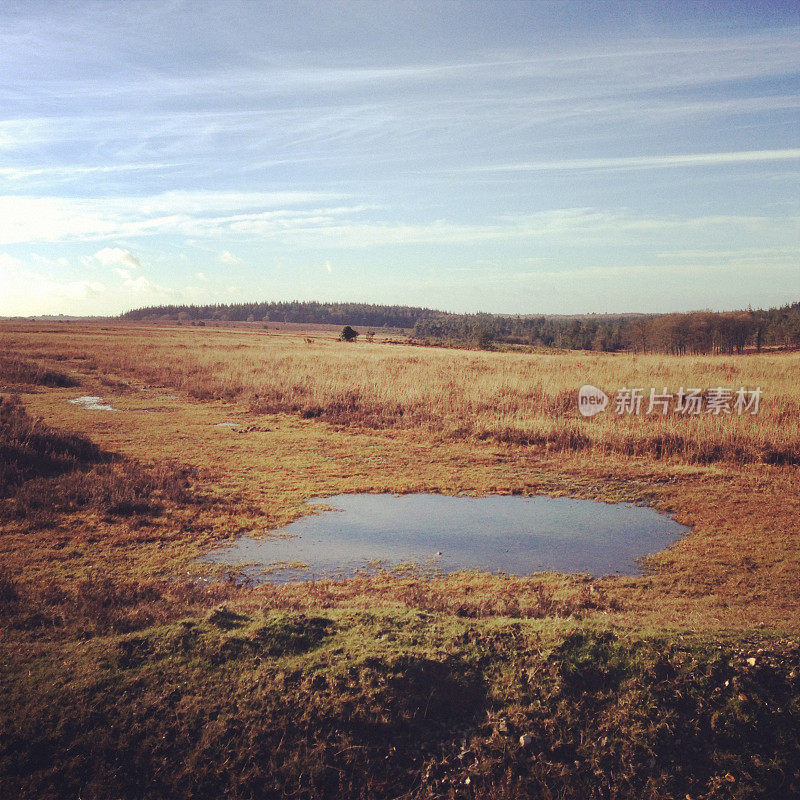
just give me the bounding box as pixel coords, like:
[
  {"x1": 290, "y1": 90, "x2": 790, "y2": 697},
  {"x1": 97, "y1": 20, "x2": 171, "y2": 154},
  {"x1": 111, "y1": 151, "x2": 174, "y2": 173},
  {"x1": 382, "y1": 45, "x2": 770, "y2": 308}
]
[
  {"x1": 0, "y1": 572, "x2": 238, "y2": 636},
  {"x1": 8, "y1": 323, "x2": 799, "y2": 465},
  {"x1": 0, "y1": 395, "x2": 208, "y2": 527},
  {"x1": 0, "y1": 394, "x2": 107, "y2": 496},
  {"x1": 5, "y1": 460, "x2": 200, "y2": 526},
  {"x1": 253, "y1": 572, "x2": 623, "y2": 620},
  {"x1": 394, "y1": 574, "x2": 621, "y2": 618},
  {"x1": 0, "y1": 354, "x2": 79, "y2": 388}
]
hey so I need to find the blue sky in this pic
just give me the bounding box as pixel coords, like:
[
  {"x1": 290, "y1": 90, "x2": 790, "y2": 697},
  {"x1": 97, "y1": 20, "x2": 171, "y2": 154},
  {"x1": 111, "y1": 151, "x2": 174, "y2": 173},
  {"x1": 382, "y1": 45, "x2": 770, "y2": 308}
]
[{"x1": 0, "y1": 0, "x2": 798, "y2": 316}]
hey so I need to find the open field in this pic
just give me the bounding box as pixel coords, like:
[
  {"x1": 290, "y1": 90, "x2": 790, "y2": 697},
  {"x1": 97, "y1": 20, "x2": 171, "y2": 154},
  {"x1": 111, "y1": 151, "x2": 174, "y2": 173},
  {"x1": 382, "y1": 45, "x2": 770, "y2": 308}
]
[
  {"x1": 4, "y1": 321, "x2": 800, "y2": 464},
  {"x1": 2, "y1": 321, "x2": 800, "y2": 799}
]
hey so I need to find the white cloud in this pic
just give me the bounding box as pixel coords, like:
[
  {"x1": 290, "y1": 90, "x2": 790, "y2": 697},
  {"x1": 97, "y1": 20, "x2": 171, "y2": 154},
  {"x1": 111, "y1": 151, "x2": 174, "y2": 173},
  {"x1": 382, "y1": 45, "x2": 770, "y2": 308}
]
[
  {"x1": 196, "y1": 271, "x2": 207, "y2": 281},
  {"x1": 0, "y1": 252, "x2": 107, "y2": 315},
  {"x1": 0, "y1": 196, "x2": 121, "y2": 244},
  {"x1": 110, "y1": 266, "x2": 169, "y2": 295},
  {"x1": 219, "y1": 250, "x2": 243, "y2": 264},
  {"x1": 0, "y1": 194, "x2": 796, "y2": 257},
  {"x1": 0, "y1": 252, "x2": 178, "y2": 316},
  {"x1": 325, "y1": 260, "x2": 332, "y2": 273},
  {"x1": 91, "y1": 246, "x2": 141, "y2": 270}
]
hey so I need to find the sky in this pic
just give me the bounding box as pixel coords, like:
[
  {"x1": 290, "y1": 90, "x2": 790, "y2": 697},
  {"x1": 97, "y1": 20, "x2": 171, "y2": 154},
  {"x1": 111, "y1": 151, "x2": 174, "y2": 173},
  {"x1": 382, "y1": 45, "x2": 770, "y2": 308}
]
[{"x1": 0, "y1": 0, "x2": 798, "y2": 317}]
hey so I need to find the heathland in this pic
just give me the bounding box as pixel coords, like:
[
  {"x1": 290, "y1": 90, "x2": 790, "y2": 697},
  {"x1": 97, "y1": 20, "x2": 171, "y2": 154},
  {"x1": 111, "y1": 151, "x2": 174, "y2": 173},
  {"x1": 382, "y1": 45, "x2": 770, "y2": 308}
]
[{"x1": 1, "y1": 320, "x2": 800, "y2": 800}]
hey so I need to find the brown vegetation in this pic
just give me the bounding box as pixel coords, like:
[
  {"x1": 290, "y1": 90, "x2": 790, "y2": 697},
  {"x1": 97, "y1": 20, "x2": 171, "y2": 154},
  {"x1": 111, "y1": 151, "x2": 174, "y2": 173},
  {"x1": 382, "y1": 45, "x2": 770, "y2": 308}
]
[
  {"x1": 0, "y1": 394, "x2": 107, "y2": 494},
  {"x1": 0, "y1": 353, "x2": 80, "y2": 388},
  {"x1": 0, "y1": 395, "x2": 206, "y2": 528},
  {"x1": 3, "y1": 321, "x2": 800, "y2": 465},
  {"x1": 2, "y1": 321, "x2": 800, "y2": 799}
]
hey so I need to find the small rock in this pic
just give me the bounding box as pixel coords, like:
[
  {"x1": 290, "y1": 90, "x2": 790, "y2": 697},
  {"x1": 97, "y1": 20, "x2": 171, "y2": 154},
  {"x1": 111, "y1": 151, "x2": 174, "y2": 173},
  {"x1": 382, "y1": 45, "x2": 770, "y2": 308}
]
[{"x1": 519, "y1": 733, "x2": 534, "y2": 748}]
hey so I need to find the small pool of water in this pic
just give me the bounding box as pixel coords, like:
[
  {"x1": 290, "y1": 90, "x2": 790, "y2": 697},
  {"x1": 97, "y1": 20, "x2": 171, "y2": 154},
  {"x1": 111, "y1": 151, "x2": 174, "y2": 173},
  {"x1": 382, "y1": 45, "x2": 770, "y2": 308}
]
[
  {"x1": 203, "y1": 493, "x2": 688, "y2": 583},
  {"x1": 68, "y1": 395, "x2": 117, "y2": 411}
]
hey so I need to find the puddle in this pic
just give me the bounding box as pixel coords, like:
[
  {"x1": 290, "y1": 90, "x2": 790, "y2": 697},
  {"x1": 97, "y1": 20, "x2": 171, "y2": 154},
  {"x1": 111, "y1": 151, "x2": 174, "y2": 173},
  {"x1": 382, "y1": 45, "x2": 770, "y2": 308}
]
[
  {"x1": 68, "y1": 396, "x2": 117, "y2": 411},
  {"x1": 214, "y1": 422, "x2": 239, "y2": 428},
  {"x1": 203, "y1": 493, "x2": 688, "y2": 584}
]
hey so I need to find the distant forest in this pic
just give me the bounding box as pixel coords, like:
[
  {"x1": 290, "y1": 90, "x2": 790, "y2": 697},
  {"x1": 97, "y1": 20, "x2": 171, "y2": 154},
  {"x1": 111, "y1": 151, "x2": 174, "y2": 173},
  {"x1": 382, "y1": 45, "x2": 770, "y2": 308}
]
[
  {"x1": 121, "y1": 299, "x2": 800, "y2": 354},
  {"x1": 122, "y1": 301, "x2": 435, "y2": 330}
]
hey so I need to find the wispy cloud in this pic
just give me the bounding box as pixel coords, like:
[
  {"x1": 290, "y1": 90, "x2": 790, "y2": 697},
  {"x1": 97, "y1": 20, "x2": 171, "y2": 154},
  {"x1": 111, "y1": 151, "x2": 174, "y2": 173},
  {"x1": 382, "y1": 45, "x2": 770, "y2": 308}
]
[
  {"x1": 1, "y1": 195, "x2": 797, "y2": 252},
  {"x1": 463, "y1": 149, "x2": 800, "y2": 175},
  {"x1": 5, "y1": 29, "x2": 798, "y2": 101},
  {"x1": 231, "y1": 209, "x2": 800, "y2": 249},
  {"x1": 0, "y1": 192, "x2": 351, "y2": 245},
  {"x1": 0, "y1": 3, "x2": 797, "y2": 315},
  {"x1": 1, "y1": 27, "x2": 797, "y2": 186},
  {"x1": 0, "y1": 163, "x2": 176, "y2": 181}
]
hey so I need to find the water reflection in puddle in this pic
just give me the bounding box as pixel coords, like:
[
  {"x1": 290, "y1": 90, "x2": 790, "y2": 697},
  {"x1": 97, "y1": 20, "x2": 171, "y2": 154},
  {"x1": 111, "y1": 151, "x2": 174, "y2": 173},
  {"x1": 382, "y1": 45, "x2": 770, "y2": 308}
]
[{"x1": 203, "y1": 493, "x2": 688, "y2": 583}]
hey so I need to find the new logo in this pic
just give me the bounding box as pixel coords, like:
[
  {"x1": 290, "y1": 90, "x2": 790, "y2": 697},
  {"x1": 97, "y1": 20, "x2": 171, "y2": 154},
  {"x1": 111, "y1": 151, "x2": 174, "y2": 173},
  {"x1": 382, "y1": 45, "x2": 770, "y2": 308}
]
[{"x1": 578, "y1": 384, "x2": 609, "y2": 417}]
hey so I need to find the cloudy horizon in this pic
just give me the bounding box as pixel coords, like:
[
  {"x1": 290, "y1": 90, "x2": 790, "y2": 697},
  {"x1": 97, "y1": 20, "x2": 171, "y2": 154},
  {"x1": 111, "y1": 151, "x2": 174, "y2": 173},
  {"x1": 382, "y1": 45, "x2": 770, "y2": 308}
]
[{"x1": 1, "y1": 0, "x2": 798, "y2": 317}]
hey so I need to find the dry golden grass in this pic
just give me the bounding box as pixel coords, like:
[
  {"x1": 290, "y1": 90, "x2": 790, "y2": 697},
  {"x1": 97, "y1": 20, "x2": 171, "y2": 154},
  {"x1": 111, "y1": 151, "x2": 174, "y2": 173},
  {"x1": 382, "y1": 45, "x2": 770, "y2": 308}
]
[
  {"x1": 1, "y1": 320, "x2": 799, "y2": 632},
  {"x1": 4, "y1": 321, "x2": 799, "y2": 465}
]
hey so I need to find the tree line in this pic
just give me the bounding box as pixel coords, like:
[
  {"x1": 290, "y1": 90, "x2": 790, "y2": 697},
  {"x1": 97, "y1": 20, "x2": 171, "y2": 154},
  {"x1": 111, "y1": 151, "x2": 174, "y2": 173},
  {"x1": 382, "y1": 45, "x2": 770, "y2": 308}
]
[
  {"x1": 121, "y1": 301, "x2": 440, "y2": 330},
  {"x1": 413, "y1": 303, "x2": 800, "y2": 353},
  {"x1": 121, "y1": 299, "x2": 800, "y2": 353}
]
